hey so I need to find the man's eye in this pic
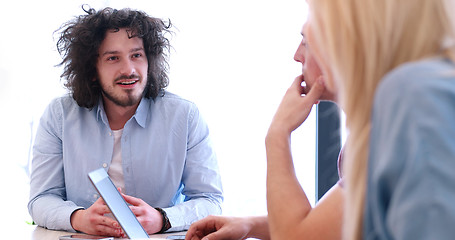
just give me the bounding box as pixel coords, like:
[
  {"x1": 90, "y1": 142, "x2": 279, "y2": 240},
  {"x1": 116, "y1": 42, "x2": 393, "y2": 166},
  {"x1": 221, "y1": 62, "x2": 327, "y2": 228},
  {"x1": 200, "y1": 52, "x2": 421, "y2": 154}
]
[
  {"x1": 107, "y1": 56, "x2": 118, "y2": 61},
  {"x1": 132, "y1": 53, "x2": 142, "y2": 58}
]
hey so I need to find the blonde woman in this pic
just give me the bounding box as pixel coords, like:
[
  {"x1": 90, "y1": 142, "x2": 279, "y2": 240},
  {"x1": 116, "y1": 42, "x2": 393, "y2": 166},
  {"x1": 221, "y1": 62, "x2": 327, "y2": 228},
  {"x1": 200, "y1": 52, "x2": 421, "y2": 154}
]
[
  {"x1": 186, "y1": 23, "x2": 343, "y2": 240},
  {"x1": 306, "y1": 0, "x2": 455, "y2": 239}
]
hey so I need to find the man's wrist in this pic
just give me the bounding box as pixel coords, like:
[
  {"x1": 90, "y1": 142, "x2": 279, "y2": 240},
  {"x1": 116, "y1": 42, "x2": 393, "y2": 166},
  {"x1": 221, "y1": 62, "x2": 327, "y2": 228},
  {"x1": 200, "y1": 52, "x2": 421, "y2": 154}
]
[
  {"x1": 155, "y1": 207, "x2": 171, "y2": 233},
  {"x1": 70, "y1": 209, "x2": 84, "y2": 232}
]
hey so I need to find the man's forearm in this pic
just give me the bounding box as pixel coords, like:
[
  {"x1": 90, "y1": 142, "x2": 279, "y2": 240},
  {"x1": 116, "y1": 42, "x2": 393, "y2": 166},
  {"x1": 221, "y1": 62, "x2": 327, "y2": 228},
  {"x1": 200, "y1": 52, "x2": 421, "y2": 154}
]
[{"x1": 29, "y1": 195, "x2": 82, "y2": 232}]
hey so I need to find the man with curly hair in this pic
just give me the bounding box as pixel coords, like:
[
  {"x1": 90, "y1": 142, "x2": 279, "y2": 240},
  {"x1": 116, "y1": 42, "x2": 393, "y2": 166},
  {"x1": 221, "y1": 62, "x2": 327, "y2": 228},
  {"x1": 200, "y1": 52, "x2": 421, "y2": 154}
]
[{"x1": 28, "y1": 6, "x2": 223, "y2": 238}]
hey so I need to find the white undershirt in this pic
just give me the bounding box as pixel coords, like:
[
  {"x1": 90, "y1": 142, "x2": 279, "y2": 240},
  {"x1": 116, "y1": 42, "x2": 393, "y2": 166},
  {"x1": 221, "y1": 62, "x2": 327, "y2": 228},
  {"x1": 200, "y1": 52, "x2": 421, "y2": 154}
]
[{"x1": 108, "y1": 129, "x2": 126, "y2": 192}]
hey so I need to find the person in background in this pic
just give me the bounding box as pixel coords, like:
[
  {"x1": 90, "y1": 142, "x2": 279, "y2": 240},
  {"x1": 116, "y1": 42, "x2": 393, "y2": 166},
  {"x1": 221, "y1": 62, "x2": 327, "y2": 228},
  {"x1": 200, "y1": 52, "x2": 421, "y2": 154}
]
[
  {"x1": 307, "y1": 0, "x2": 455, "y2": 239},
  {"x1": 28, "y1": 6, "x2": 223, "y2": 238},
  {"x1": 185, "y1": 22, "x2": 343, "y2": 240}
]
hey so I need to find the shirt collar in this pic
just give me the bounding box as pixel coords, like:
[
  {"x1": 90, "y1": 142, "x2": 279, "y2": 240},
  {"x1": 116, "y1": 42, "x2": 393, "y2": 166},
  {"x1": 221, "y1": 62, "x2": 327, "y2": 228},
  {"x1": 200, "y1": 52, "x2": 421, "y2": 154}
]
[
  {"x1": 134, "y1": 97, "x2": 149, "y2": 128},
  {"x1": 96, "y1": 98, "x2": 109, "y2": 126},
  {"x1": 95, "y1": 97, "x2": 151, "y2": 129}
]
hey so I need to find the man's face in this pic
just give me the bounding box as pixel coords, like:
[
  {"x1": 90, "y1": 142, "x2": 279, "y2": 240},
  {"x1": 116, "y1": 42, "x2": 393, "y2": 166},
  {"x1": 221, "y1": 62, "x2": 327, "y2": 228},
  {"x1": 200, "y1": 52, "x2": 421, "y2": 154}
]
[
  {"x1": 96, "y1": 28, "x2": 148, "y2": 107},
  {"x1": 294, "y1": 24, "x2": 335, "y2": 101}
]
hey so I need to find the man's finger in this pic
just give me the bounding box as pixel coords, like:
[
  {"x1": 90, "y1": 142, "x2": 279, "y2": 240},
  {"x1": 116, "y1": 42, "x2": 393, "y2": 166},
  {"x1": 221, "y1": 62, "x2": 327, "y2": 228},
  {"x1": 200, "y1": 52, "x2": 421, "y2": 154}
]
[
  {"x1": 99, "y1": 215, "x2": 122, "y2": 230},
  {"x1": 94, "y1": 197, "x2": 106, "y2": 205},
  {"x1": 94, "y1": 222, "x2": 123, "y2": 238},
  {"x1": 121, "y1": 193, "x2": 142, "y2": 206},
  {"x1": 93, "y1": 201, "x2": 112, "y2": 215}
]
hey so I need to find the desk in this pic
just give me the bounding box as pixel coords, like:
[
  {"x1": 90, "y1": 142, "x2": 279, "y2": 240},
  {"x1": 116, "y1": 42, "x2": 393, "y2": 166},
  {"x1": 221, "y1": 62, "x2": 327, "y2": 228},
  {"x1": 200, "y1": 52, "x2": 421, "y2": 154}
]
[{"x1": 22, "y1": 225, "x2": 186, "y2": 240}]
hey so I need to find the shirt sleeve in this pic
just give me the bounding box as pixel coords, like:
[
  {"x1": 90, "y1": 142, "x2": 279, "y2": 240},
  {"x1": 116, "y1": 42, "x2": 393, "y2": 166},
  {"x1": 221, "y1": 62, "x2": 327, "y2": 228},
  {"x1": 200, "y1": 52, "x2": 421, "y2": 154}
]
[
  {"x1": 163, "y1": 105, "x2": 223, "y2": 232},
  {"x1": 367, "y1": 64, "x2": 455, "y2": 239},
  {"x1": 28, "y1": 99, "x2": 82, "y2": 232}
]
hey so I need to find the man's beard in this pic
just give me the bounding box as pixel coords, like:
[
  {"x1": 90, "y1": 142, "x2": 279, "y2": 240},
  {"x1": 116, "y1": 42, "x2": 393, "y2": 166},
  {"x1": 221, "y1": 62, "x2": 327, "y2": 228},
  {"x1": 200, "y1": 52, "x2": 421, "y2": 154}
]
[
  {"x1": 101, "y1": 88, "x2": 143, "y2": 107},
  {"x1": 100, "y1": 74, "x2": 147, "y2": 107}
]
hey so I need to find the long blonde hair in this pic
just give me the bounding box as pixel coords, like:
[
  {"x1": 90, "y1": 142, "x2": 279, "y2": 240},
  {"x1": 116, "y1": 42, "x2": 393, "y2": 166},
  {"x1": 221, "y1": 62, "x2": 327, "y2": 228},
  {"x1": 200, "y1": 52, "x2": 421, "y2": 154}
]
[{"x1": 307, "y1": 0, "x2": 455, "y2": 239}]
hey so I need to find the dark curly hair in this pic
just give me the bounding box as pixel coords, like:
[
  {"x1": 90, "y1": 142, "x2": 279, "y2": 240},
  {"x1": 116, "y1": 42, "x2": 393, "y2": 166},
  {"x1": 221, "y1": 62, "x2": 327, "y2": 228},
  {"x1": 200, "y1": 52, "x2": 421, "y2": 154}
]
[{"x1": 56, "y1": 6, "x2": 172, "y2": 108}]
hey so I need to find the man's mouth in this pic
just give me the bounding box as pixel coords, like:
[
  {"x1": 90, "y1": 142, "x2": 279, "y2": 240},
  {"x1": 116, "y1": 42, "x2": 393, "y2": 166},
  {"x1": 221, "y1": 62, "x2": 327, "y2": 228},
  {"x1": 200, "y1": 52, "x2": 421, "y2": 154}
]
[{"x1": 118, "y1": 80, "x2": 138, "y2": 85}]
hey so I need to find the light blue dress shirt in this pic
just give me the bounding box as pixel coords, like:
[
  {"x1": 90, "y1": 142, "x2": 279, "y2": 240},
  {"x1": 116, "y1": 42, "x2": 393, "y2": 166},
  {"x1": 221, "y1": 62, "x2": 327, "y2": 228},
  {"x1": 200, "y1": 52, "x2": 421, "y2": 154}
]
[
  {"x1": 364, "y1": 58, "x2": 455, "y2": 239},
  {"x1": 28, "y1": 91, "x2": 223, "y2": 232}
]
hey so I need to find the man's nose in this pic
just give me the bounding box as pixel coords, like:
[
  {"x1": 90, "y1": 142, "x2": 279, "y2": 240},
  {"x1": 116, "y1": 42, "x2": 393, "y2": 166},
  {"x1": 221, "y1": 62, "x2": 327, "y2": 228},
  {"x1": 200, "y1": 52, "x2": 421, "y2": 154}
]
[{"x1": 120, "y1": 59, "x2": 136, "y2": 76}]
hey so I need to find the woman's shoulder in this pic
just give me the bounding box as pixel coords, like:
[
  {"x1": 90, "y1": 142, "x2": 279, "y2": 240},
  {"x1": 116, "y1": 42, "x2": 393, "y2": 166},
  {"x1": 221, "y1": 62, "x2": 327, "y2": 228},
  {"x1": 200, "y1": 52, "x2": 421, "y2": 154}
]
[
  {"x1": 375, "y1": 57, "x2": 455, "y2": 107},
  {"x1": 378, "y1": 57, "x2": 455, "y2": 97}
]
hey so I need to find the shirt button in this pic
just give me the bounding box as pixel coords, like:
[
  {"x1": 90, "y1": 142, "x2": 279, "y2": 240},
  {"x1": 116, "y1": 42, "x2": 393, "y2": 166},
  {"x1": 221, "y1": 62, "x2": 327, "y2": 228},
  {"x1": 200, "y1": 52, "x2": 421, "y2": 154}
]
[
  {"x1": 109, "y1": 132, "x2": 112, "y2": 136},
  {"x1": 93, "y1": 194, "x2": 98, "y2": 199},
  {"x1": 103, "y1": 163, "x2": 108, "y2": 168}
]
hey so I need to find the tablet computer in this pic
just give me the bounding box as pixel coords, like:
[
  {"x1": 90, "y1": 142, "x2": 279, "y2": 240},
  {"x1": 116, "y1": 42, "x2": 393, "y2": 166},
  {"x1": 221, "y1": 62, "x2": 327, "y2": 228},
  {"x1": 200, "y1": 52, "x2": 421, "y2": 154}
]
[
  {"x1": 88, "y1": 168, "x2": 149, "y2": 239},
  {"x1": 59, "y1": 234, "x2": 113, "y2": 240}
]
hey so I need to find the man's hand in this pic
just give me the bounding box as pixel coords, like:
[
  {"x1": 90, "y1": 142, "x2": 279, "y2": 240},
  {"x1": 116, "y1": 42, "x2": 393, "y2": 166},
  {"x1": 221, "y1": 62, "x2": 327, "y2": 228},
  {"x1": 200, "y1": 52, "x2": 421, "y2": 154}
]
[
  {"x1": 121, "y1": 192, "x2": 163, "y2": 234},
  {"x1": 70, "y1": 197, "x2": 124, "y2": 237}
]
